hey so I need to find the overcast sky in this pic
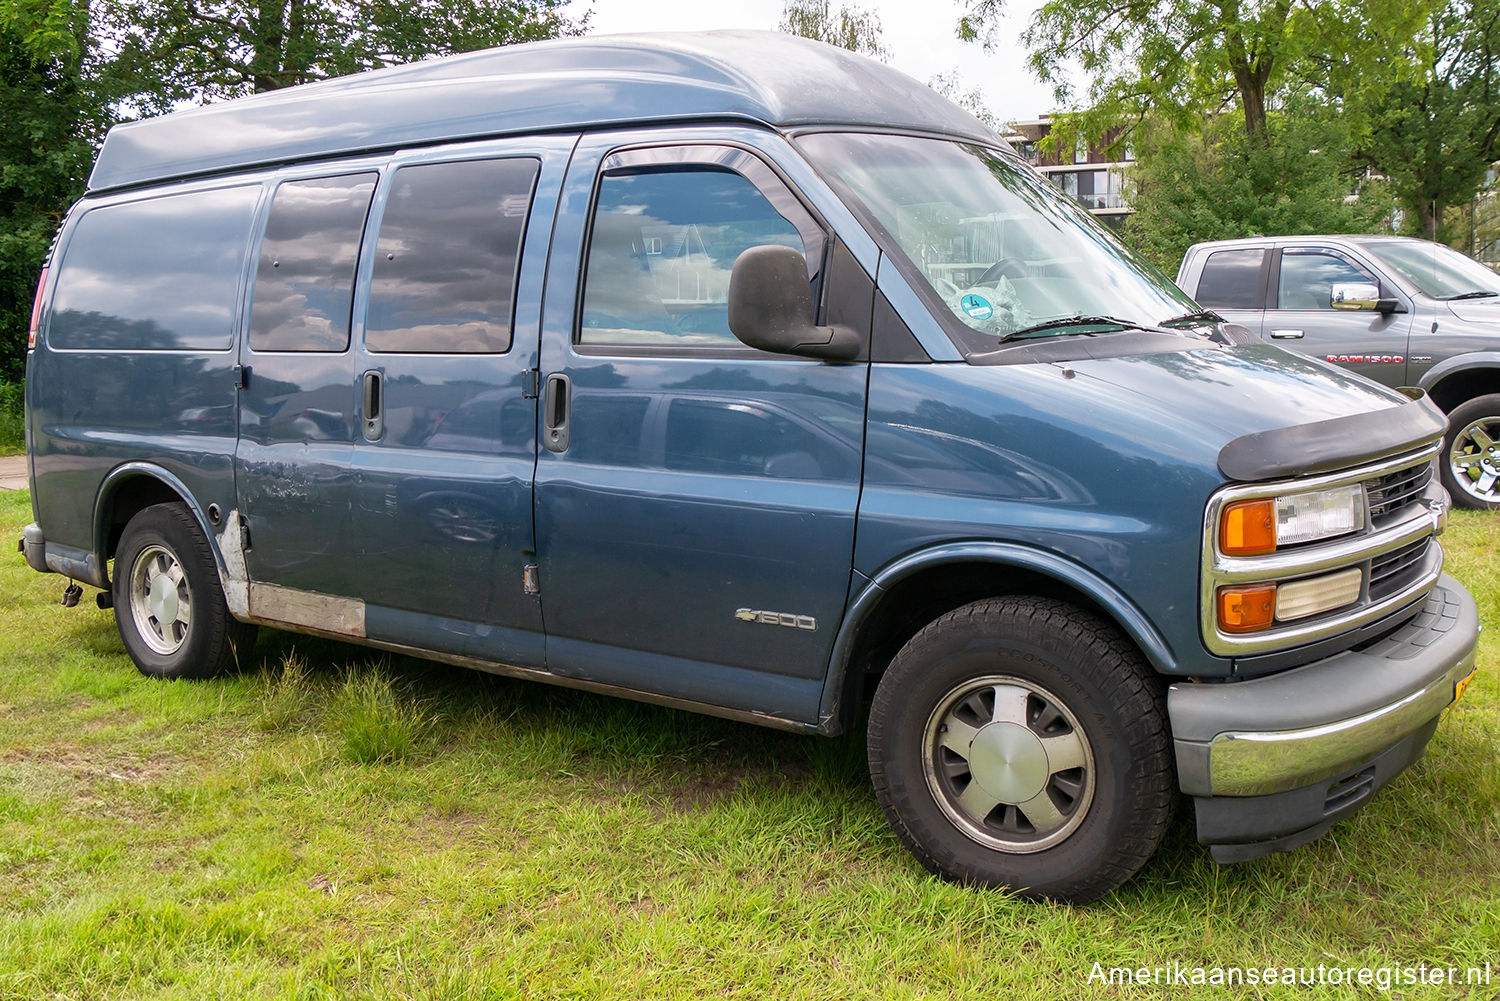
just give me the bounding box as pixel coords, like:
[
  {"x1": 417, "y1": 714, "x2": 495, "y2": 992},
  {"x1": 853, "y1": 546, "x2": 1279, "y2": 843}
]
[{"x1": 567, "y1": 0, "x2": 1058, "y2": 123}]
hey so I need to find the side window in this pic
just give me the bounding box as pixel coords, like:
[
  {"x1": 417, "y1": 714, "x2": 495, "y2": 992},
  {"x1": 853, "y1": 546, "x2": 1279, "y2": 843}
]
[
  {"x1": 1277, "y1": 250, "x2": 1374, "y2": 310},
  {"x1": 663, "y1": 399, "x2": 849, "y2": 480},
  {"x1": 579, "y1": 166, "x2": 810, "y2": 348},
  {"x1": 366, "y1": 157, "x2": 539, "y2": 354},
  {"x1": 249, "y1": 173, "x2": 377, "y2": 352},
  {"x1": 1194, "y1": 249, "x2": 1265, "y2": 309},
  {"x1": 49, "y1": 185, "x2": 260, "y2": 350}
]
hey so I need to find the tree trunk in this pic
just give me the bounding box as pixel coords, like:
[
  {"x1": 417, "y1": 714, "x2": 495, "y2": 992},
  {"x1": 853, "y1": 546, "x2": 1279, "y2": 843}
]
[{"x1": 1231, "y1": 63, "x2": 1271, "y2": 144}]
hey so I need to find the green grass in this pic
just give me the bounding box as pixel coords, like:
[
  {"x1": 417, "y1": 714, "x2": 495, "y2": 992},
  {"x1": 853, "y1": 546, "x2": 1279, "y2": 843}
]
[
  {"x1": 0, "y1": 486, "x2": 1497, "y2": 999},
  {"x1": 0, "y1": 382, "x2": 21, "y2": 456}
]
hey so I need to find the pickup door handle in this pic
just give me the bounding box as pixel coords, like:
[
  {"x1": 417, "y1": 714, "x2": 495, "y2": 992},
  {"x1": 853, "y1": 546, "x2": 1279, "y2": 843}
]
[
  {"x1": 362, "y1": 370, "x2": 383, "y2": 442},
  {"x1": 1269, "y1": 328, "x2": 1305, "y2": 339},
  {"x1": 543, "y1": 372, "x2": 571, "y2": 453}
]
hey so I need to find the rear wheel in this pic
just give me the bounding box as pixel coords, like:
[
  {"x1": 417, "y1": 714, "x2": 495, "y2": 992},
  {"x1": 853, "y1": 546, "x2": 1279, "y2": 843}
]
[
  {"x1": 1441, "y1": 394, "x2": 1500, "y2": 510},
  {"x1": 112, "y1": 503, "x2": 255, "y2": 679},
  {"x1": 868, "y1": 596, "x2": 1174, "y2": 903}
]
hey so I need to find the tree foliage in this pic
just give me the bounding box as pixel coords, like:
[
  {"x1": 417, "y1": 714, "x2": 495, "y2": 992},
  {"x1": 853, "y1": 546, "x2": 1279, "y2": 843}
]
[
  {"x1": 0, "y1": 0, "x2": 583, "y2": 378},
  {"x1": 1349, "y1": 0, "x2": 1500, "y2": 240},
  {"x1": 0, "y1": 0, "x2": 115, "y2": 380},
  {"x1": 103, "y1": 0, "x2": 584, "y2": 99},
  {"x1": 779, "y1": 0, "x2": 888, "y2": 60},
  {"x1": 1121, "y1": 106, "x2": 1396, "y2": 273}
]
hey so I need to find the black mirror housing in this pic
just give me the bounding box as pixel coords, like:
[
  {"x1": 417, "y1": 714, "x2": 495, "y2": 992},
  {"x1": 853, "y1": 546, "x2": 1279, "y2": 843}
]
[{"x1": 728, "y1": 245, "x2": 860, "y2": 361}]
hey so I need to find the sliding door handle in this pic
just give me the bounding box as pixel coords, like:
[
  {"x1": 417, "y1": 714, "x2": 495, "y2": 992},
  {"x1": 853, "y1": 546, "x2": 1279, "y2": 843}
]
[
  {"x1": 362, "y1": 370, "x2": 383, "y2": 441},
  {"x1": 543, "y1": 372, "x2": 571, "y2": 453}
]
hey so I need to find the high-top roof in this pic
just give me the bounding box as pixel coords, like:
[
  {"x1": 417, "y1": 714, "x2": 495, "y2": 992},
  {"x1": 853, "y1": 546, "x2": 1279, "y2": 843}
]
[{"x1": 87, "y1": 30, "x2": 998, "y2": 192}]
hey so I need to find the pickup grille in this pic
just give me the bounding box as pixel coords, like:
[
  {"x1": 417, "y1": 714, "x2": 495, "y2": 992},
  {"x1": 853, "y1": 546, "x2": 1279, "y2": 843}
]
[{"x1": 1365, "y1": 463, "x2": 1433, "y2": 522}]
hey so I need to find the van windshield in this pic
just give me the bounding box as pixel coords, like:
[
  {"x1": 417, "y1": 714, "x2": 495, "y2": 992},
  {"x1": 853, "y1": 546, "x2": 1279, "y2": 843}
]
[{"x1": 798, "y1": 132, "x2": 1197, "y2": 352}]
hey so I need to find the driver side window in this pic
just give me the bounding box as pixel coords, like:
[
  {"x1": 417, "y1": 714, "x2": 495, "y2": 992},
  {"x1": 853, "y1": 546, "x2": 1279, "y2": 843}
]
[
  {"x1": 1277, "y1": 250, "x2": 1374, "y2": 310},
  {"x1": 579, "y1": 167, "x2": 808, "y2": 348}
]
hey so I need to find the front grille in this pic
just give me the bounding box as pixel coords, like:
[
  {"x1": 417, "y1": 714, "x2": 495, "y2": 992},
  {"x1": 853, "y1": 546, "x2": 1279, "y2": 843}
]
[
  {"x1": 1203, "y1": 444, "x2": 1444, "y2": 655},
  {"x1": 1369, "y1": 539, "x2": 1429, "y2": 601},
  {"x1": 1365, "y1": 462, "x2": 1433, "y2": 522}
]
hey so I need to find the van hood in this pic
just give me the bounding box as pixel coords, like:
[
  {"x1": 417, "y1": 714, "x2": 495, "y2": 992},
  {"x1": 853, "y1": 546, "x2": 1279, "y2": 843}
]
[{"x1": 1061, "y1": 343, "x2": 1440, "y2": 481}]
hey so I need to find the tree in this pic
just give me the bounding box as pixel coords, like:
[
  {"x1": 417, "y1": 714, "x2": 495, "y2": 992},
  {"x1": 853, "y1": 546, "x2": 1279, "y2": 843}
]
[
  {"x1": 103, "y1": 0, "x2": 586, "y2": 99},
  {"x1": 1121, "y1": 105, "x2": 1396, "y2": 273},
  {"x1": 927, "y1": 70, "x2": 999, "y2": 128},
  {"x1": 1349, "y1": 0, "x2": 1500, "y2": 240},
  {"x1": 778, "y1": 0, "x2": 888, "y2": 60},
  {"x1": 0, "y1": 0, "x2": 115, "y2": 380},
  {"x1": 958, "y1": 0, "x2": 1429, "y2": 148}
]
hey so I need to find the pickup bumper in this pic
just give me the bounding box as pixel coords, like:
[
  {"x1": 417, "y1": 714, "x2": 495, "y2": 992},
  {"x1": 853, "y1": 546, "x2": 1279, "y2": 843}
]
[{"x1": 1169, "y1": 576, "x2": 1479, "y2": 863}]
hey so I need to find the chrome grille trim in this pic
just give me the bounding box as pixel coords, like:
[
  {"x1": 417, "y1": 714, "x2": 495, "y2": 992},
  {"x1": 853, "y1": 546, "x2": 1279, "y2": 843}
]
[
  {"x1": 1201, "y1": 443, "x2": 1445, "y2": 656},
  {"x1": 1366, "y1": 462, "x2": 1434, "y2": 522}
]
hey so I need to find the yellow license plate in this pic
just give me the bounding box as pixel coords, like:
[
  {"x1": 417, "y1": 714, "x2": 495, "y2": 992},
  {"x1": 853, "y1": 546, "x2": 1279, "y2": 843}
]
[{"x1": 1455, "y1": 668, "x2": 1479, "y2": 703}]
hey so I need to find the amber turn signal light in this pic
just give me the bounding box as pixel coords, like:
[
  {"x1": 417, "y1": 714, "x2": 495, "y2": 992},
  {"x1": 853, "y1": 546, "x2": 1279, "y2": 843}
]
[
  {"x1": 1217, "y1": 585, "x2": 1277, "y2": 633},
  {"x1": 1220, "y1": 499, "x2": 1276, "y2": 555}
]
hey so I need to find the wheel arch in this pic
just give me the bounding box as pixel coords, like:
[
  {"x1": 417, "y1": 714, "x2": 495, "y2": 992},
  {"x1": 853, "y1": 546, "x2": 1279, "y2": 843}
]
[
  {"x1": 1417, "y1": 354, "x2": 1500, "y2": 413},
  {"x1": 94, "y1": 464, "x2": 232, "y2": 589},
  {"x1": 816, "y1": 543, "x2": 1176, "y2": 736}
]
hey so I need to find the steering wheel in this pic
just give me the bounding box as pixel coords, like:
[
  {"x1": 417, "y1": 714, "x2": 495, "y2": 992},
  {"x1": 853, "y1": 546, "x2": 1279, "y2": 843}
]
[{"x1": 977, "y1": 259, "x2": 1028, "y2": 284}]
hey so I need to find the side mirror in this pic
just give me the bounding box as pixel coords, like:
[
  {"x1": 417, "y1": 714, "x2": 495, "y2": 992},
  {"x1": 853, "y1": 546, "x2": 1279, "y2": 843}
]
[
  {"x1": 728, "y1": 245, "x2": 860, "y2": 361},
  {"x1": 1331, "y1": 282, "x2": 1401, "y2": 314}
]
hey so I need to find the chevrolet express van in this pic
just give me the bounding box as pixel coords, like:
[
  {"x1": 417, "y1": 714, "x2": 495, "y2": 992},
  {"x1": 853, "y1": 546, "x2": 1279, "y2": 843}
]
[{"x1": 19, "y1": 32, "x2": 1479, "y2": 902}]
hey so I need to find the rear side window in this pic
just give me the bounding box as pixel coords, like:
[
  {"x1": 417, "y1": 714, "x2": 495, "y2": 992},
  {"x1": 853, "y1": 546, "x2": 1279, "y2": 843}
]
[
  {"x1": 250, "y1": 173, "x2": 377, "y2": 352},
  {"x1": 1193, "y1": 249, "x2": 1265, "y2": 310},
  {"x1": 48, "y1": 185, "x2": 260, "y2": 350},
  {"x1": 579, "y1": 167, "x2": 808, "y2": 347},
  {"x1": 366, "y1": 158, "x2": 540, "y2": 354}
]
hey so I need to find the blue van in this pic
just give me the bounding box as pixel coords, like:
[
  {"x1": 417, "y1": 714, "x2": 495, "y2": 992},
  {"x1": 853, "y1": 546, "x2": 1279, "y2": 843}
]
[{"x1": 18, "y1": 31, "x2": 1479, "y2": 902}]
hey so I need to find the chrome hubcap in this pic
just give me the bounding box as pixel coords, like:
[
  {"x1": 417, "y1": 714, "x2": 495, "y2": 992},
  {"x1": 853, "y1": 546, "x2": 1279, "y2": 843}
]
[
  {"x1": 129, "y1": 544, "x2": 192, "y2": 656},
  {"x1": 1450, "y1": 417, "x2": 1500, "y2": 503},
  {"x1": 923, "y1": 676, "x2": 1094, "y2": 853}
]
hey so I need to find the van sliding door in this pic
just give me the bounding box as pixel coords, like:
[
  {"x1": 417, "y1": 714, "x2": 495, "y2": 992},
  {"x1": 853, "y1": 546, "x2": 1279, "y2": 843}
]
[
  {"x1": 235, "y1": 171, "x2": 376, "y2": 602},
  {"x1": 346, "y1": 136, "x2": 574, "y2": 667}
]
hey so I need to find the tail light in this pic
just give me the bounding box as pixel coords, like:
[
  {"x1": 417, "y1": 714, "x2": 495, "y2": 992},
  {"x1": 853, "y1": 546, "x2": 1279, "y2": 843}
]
[{"x1": 28, "y1": 267, "x2": 48, "y2": 350}]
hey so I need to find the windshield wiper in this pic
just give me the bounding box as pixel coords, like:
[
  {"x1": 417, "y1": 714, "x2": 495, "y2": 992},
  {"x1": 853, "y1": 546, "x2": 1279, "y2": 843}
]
[
  {"x1": 996, "y1": 315, "x2": 1150, "y2": 344},
  {"x1": 1444, "y1": 291, "x2": 1499, "y2": 301},
  {"x1": 1159, "y1": 309, "x2": 1225, "y2": 328}
]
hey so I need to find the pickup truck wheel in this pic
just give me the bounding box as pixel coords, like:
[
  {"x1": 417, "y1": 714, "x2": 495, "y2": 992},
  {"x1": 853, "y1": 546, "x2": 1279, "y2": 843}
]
[
  {"x1": 867, "y1": 596, "x2": 1173, "y2": 903},
  {"x1": 112, "y1": 503, "x2": 255, "y2": 679},
  {"x1": 1442, "y1": 394, "x2": 1500, "y2": 510}
]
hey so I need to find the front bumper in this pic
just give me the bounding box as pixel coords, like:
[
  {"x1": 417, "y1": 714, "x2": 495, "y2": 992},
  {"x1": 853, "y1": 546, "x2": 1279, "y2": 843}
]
[{"x1": 1169, "y1": 576, "x2": 1478, "y2": 860}]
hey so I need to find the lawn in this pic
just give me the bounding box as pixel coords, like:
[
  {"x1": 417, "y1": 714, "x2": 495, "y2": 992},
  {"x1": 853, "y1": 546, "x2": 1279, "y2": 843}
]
[{"x1": 1, "y1": 487, "x2": 1496, "y2": 1000}]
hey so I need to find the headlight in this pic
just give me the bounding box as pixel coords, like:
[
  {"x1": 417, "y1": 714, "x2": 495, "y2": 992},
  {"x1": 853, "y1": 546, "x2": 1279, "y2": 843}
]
[{"x1": 1219, "y1": 485, "x2": 1364, "y2": 555}]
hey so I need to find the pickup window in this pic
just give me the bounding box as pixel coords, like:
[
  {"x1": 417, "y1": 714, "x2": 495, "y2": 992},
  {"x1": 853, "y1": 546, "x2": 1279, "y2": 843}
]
[
  {"x1": 1277, "y1": 249, "x2": 1375, "y2": 310},
  {"x1": 1194, "y1": 248, "x2": 1265, "y2": 309}
]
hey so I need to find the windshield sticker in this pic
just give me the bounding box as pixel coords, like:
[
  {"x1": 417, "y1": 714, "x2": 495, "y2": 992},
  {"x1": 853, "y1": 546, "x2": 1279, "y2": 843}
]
[{"x1": 960, "y1": 294, "x2": 994, "y2": 320}]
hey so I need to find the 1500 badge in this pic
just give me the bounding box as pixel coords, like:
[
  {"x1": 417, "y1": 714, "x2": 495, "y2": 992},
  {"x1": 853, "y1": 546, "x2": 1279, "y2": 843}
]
[
  {"x1": 1327, "y1": 354, "x2": 1404, "y2": 364},
  {"x1": 735, "y1": 608, "x2": 817, "y2": 631}
]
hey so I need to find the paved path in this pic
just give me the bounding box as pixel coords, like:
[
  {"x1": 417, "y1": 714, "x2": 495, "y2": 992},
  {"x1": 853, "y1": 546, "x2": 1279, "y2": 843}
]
[{"x1": 0, "y1": 455, "x2": 26, "y2": 491}]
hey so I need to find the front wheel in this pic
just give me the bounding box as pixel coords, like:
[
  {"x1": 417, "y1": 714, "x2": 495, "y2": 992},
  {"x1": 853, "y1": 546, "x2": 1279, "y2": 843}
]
[
  {"x1": 112, "y1": 503, "x2": 256, "y2": 679},
  {"x1": 1441, "y1": 394, "x2": 1500, "y2": 510},
  {"x1": 868, "y1": 597, "x2": 1174, "y2": 903}
]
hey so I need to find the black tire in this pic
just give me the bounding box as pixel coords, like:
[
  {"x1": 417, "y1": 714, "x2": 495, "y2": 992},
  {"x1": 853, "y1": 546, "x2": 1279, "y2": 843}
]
[
  {"x1": 111, "y1": 503, "x2": 256, "y2": 679},
  {"x1": 1440, "y1": 394, "x2": 1500, "y2": 511},
  {"x1": 867, "y1": 596, "x2": 1174, "y2": 904}
]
